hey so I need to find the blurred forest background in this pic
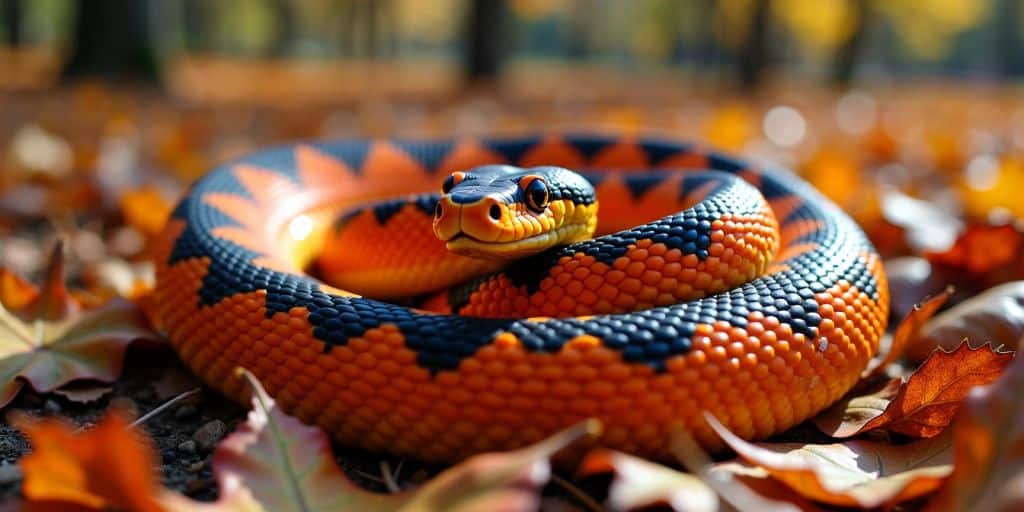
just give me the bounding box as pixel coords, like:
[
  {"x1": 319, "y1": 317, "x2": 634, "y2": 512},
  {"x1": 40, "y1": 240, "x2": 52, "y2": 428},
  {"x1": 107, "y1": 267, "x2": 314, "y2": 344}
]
[{"x1": 1, "y1": 0, "x2": 1022, "y2": 291}]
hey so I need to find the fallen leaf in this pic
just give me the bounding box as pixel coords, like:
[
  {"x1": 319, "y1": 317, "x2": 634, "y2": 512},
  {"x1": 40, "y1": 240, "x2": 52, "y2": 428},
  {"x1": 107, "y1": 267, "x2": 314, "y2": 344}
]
[
  {"x1": 926, "y1": 223, "x2": 1024, "y2": 285},
  {"x1": 924, "y1": 349, "x2": 1024, "y2": 511},
  {"x1": 0, "y1": 268, "x2": 36, "y2": 311},
  {"x1": 161, "y1": 368, "x2": 599, "y2": 512},
  {"x1": 580, "y1": 450, "x2": 716, "y2": 511},
  {"x1": 671, "y1": 427, "x2": 816, "y2": 512},
  {"x1": 909, "y1": 280, "x2": 1024, "y2": 359},
  {"x1": 52, "y1": 385, "x2": 113, "y2": 403},
  {"x1": 816, "y1": 343, "x2": 1012, "y2": 438},
  {"x1": 864, "y1": 287, "x2": 952, "y2": 379},
  {"x1": 14, "y1": 410, "x2": 165, "y2": 512},
  {"x1": 706, "y1": 462, "x2": 823, "y2": 512},
  {"x1": 119, "y1": 186, "x2": 174, "y2": 239},
  {"x1": 706, "y1": 413, "x2": 953, "y2": 508},
  {"x1": 0, "y1": 243, "x2": 156, "y2": 407}
]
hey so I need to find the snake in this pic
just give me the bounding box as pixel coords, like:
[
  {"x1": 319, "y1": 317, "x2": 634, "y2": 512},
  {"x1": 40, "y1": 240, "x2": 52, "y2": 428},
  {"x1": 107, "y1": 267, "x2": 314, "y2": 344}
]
[{"x1": 152, "y1": 135, "x2": 889, "y2": 462}]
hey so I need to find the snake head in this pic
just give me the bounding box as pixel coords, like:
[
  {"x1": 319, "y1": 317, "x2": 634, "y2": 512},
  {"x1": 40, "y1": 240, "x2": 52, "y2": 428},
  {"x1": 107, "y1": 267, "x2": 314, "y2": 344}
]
[{"x1": 433, "y1": 165, "x2": 598, "y2": 260}]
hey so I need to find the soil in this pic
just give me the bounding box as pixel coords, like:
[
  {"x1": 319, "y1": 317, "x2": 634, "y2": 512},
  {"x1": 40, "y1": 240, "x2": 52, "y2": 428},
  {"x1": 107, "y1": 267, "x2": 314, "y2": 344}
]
[{"x1": 0, "y1": 343, "x2": 601, "y2": 510}]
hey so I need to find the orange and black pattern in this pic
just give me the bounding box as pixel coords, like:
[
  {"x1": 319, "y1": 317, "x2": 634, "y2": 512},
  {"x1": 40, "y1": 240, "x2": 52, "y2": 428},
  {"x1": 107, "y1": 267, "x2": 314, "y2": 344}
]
[{"x1": 151, "y1": 135, "x2": 889, "y2": 462}]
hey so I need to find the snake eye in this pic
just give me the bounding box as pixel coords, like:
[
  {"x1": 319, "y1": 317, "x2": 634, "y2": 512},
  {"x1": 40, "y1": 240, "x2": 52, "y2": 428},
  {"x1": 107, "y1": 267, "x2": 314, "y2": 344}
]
[
  {"x1": 521, "y1": 176, "x2": 549, "y2": 213},
  {"x1": 441, "y1": 172, "x2": 465, "y2": 194}
]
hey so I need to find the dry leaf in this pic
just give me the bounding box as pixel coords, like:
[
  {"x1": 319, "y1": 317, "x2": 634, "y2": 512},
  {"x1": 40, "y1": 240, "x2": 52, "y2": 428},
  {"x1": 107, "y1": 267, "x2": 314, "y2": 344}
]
[
  {"x1": 706, "y1": 413, "x2": 953, "y2": 508},
  {"x1": 817, "y1": 343, "x2": 1013, "y2": 438},
  {"x1": 119, "y1": 187, "x2": 174, "y2": 239},
  {"x1": 924, "y1": 350, "x2": 1024, "y2": 511},
  {"x1": 161, "y1": 368, "x2": 599, "y2": 512},
  {"x1": 580, "y1": 450, "x2": 716, "y2": 511},
  {"x1": 0, "y1": 244, "x2": 156, "y2": 407},
  {"x1": 14, "y1": 410, "x2": 165, "y2": 512},
  {"x1": 865, "y1": 287, "x2": 951, "y2": 379},
  {"x1": 927, "y1": 223, "x2": 1023, "y2": 276},
  {"x1": 52, "y1": 385, "x2": 113, "y2": 403},
  {"x1": 909, "y1": 280, "x2": 1024, "y2": 359}
]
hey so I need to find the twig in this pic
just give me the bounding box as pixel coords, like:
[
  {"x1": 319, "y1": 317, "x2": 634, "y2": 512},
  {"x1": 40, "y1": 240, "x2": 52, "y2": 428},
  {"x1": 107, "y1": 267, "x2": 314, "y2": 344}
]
[
  {"x1": 551, "y1": 473, "x2": 605, "y2": 512},
  {"x1": 380, "y1": 459, "x2": 403, "y2": 493},
  {"x1": 129, "y1": 387, "x2": 202, "y2": 429}
]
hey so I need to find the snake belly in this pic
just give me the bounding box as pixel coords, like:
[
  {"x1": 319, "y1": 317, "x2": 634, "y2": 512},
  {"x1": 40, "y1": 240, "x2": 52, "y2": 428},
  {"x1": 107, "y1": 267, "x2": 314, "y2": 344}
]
[{"x1": 151, "y1": 135, "x2": 889, "y2": 462}]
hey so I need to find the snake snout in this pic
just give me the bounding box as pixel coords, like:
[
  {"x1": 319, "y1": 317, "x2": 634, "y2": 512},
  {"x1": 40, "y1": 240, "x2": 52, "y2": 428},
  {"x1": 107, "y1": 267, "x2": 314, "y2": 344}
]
[{"x1": 433, "y1": 195, "x2": 506, "y2": 244}]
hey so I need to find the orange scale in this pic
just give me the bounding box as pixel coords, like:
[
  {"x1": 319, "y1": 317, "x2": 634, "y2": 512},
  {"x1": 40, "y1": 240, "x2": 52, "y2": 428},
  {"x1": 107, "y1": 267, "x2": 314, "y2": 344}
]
[{"x1": 493, "y1": 378, "x2": 517, "y2": 394}]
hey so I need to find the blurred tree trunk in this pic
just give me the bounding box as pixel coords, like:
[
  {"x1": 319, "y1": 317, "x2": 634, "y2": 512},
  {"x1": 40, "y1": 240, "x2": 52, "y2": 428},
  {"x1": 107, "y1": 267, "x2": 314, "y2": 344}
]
[
  {"x1": 1, "y1": 0, "x2": 21, "y2": 46},
  {"x1": 996, "y1": 0, "x2": 1023, "y2": 77},
  {"x1": 464, "y1": 0, "x2": 508, "y2": 81},
  {"x1": 737, "y1": 0, "x2": 769, "y2": 91},
  {"x1": 63, "y1": 0, "x2": 156, "y2": 79},
  {"x1": 832, "y1": 0, "x2": 869, "y2": 86},
  {"x1": 268, "y1": 0, "x2": 296, "y2": 57}
]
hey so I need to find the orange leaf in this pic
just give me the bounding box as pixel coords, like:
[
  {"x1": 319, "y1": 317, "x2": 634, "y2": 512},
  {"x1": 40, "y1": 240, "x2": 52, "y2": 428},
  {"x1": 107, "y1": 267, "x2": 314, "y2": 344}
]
[
  {"x1": 924, "y1": 350, "x2": 1024, "y2": 511},
  {"x1": 0, "y1": 244, "x2": 157, "y2": 407},
  {"x1": 865, "y1": 287, "x2": 951, "y2": 379},
  {"x1": 706, "y1": 413, "x2": 953, "y2": 508},
  {"x1": 119, "y1": 187, "x2": 174, "y2": 239},
  {"x1": 15, "y1": 411, "x2": 165, "y2": 512},
  {"x1": 0, "y1": 268, "x2": 36, "y2": 311},
  {"x1": 910, "y1": 280, "x2": 1024, "y2": 359},
  {"x1": 927, "y1": 223, "x2": 1024, "y2": 276},
  {"x1": 816, "y1": 343, "x2": 1013, "y2": 438}
]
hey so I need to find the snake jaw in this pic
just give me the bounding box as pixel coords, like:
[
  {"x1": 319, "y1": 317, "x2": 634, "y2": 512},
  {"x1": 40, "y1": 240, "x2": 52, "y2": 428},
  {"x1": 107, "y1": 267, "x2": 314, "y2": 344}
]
[{"x1": 445, "y1": 221, "x2": 595, "y2": 260}]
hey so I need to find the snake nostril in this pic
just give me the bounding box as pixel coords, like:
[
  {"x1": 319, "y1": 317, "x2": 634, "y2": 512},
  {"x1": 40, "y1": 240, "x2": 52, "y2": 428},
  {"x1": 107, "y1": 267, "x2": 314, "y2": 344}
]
[
  {"x1": 434, "y1": 202, "x2": 443, "y2": 219},
  {"x1": 489, "y1": 204, "x2": 502, "y2": 221}
]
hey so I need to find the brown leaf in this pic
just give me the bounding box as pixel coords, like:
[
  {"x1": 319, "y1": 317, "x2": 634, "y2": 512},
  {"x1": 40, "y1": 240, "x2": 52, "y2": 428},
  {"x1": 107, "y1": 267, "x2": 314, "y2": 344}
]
[
  {"x1": 927, "y1": 223, "x2": 1024, "y2": 276},
  {"x1": 909, "y1": 280, "x2": 1024, "y2": 359},
  {"x1": 52, "y1": 385, "x2": 113, "y2": 403},
  {"x1": 817, "y1": 343, "x2": 1012, "y2": 438},
  {"x1": 865, "y1": 287, "x2": 951, "y2": 379},
  {"x1": 707, "y1": 413, "x2": 953, "y2": 508},
  {"x1": 14, "y1": 410, "x2": 165, "y2": 512},
  {"x1": 580, "y1": 450, "x2": 717, "y2": 511},
  {"x1": 0, "y1": 244, "x2": 157, "y2": 408},
  {"x1": 924, "y1": 351, "x2": 1024, "y2": 511}
]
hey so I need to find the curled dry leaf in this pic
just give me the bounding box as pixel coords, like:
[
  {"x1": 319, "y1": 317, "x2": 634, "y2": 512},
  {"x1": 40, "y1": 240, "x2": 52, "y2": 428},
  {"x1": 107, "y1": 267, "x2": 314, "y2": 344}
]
[
  {"x1": 14, "y1": 410, "x2": 165, "y2": 512},
  {"x1": 864, "y1": 286, "x2": 951, "y2": 379},
  {"x1": 816, "y1": 343, "x2": 1013, "y2": 438},
  {"x1": 160, "y1": 368, "x2": 599, "y2": 512},
  {"x1": 908, "y1": 280, "x2": 1024, "y2": 359},
  {"x1": 926, "y1": 223, "x2": 1024, "y2": 277},
  {"x1": 580, "y1": 450, "x2": 716, "y2": 512},
  {"x1": 706, "y1": 413, "x2": 953, "y2": 508},
  {"x1": 924, "y1": 350, "x2": 1024, "y2": 511},
  {"x1": 0, "y1": 243, "x2": 156, "y2": 407}
]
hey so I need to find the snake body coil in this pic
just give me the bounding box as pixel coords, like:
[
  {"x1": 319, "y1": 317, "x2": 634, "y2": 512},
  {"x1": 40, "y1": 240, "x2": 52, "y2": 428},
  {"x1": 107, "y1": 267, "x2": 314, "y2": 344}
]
[{"x1": 152, "y1": 135, "x2": 889, "y2": 462}]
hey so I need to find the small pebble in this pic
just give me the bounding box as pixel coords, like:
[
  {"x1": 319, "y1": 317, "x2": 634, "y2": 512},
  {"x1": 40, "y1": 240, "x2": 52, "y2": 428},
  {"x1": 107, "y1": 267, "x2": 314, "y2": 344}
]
[
  {"x1": 43, "y1": 399, "x2": 61, "y2": 414},
  {"x1": 192, "y1": 420, "x2": 227, "y2": 452},
  {"x1": 109, "y1": 397, "x2": 139, "y2": 418},
  {"x1": 160, "y1": 449, "x2": 177, "y2": 463},
  {"x1": 0, "y1": 464, "x2": 21, "y2": 485},
  {"x1": 177, "y1": 440, "x2": 197, "y2": 454},
  {"x1": 187, "y1": 461, "x2": 206, "y2": 474},
  {"x1": 174, "y1": 405, "x2": 199, "y2": 420}
]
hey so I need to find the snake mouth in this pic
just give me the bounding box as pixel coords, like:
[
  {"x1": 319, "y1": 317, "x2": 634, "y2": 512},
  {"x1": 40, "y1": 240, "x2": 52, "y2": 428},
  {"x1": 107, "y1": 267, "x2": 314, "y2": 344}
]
[{"x1": 445, "y1": 223, "x2": 591, "y2": 260}]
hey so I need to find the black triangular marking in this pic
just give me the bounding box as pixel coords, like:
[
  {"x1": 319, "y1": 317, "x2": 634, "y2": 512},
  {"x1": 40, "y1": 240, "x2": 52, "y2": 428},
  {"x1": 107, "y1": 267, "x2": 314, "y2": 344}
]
[
  {"x1": 644, "y1": 139, "x2": 695, "y2": 165},
  {"x1": 483, "y1": 137, "x2": 542, "y2": 166},
  {"x1": 624, "y1": 173, "x2": 668, "y2": 200},
  {"x1": 566, "y1": 135, "x2": 617, "y2": 161},
  {"x1": 308, "y1": 140, "x2": 373, "y2": 175},
  {"x1": 393, "y1": 140, "x2": 455, "y2": 173}
]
